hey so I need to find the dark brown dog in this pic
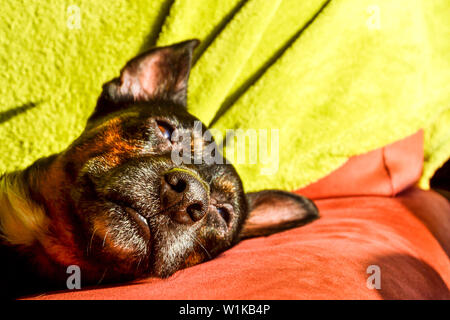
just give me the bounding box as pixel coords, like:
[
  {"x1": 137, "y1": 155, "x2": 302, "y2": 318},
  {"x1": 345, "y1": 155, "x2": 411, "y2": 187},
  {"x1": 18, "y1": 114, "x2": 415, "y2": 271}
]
[{"x1": 0, "y1": 40, "x2": 318, "y2": 298}]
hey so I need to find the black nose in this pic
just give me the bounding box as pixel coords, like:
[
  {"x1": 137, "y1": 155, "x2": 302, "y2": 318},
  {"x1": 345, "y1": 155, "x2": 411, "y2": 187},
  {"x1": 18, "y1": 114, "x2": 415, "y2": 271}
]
[{"x1": 161, "y1": 169, "x2": 209, "y2": 224}]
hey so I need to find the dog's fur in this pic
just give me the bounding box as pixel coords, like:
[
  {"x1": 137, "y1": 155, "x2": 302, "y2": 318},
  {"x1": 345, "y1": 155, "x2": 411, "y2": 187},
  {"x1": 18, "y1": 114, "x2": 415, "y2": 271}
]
[{"x1": 0, "y1": 40, "x2": 318, "y2": 299}]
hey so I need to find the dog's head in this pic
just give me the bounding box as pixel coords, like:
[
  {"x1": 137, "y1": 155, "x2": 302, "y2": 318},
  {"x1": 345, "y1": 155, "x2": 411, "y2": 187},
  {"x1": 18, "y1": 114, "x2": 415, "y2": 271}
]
[{"x1": 33, "y1": 40, "x2": 318, "y2": 284}]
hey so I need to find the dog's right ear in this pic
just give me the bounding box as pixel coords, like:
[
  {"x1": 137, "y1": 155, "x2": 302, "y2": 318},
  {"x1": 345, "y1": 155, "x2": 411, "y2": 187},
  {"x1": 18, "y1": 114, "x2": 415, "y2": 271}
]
[
  {"x1": 240, "y1": 190, "x2": 319, "y2": 239},
  {"x1": 98, "y1": 39, "x2": 199, "y2": 109}
]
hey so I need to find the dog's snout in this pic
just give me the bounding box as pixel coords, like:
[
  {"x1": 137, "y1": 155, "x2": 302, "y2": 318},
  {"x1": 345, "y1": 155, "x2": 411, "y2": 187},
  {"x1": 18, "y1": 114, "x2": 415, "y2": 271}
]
[{"x1": 161, "y1": 169, "x2": 209, "y2": 224}]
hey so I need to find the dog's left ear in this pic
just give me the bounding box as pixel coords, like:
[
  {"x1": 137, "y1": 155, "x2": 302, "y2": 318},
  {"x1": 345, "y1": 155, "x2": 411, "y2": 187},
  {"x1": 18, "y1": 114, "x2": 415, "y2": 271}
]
[
  {"x1": 240, "y1": 190, "x2": 319, "y2": 239},
  {"x1": 101, "y1": 39, "x2": 199, "y2": 107}
]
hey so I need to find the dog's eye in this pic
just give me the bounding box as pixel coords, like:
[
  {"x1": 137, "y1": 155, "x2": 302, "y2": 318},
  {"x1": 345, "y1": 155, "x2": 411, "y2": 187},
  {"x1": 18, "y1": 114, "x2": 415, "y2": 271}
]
[{"x1": 156, "y1": 121, "x2": 174, "y2": 141}]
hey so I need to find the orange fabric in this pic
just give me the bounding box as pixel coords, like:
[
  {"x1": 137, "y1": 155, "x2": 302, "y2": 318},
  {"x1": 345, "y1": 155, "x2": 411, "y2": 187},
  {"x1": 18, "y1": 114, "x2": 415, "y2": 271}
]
[
  {"x1": 26, "y1": 131, "x2": 450, "y2": 299},
  {"x1": 299, "y1": 130, "x2": 424, "y2": 199}
]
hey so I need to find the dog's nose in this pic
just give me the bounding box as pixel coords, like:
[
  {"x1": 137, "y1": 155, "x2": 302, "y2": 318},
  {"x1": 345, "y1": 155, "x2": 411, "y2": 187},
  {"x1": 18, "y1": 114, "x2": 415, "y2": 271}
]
[{"x1": 161, "y1": 169, "x2": 209, "y2": 224}]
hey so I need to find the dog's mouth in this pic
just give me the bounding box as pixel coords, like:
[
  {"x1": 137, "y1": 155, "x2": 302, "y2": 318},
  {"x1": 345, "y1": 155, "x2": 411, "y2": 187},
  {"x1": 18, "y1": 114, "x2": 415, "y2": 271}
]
[
  {"x1": 83, "y1": 172, "x2": 156, "y2": 232},
  {"x1": 105, "y1": 198, "x2": 150, "y2": 229},
  {"x1": 123, "y1": 205, "x2": 149, "y2": 227},
  {"x1": 105, "y1": 196, "x2": 192, "y2": 230}
]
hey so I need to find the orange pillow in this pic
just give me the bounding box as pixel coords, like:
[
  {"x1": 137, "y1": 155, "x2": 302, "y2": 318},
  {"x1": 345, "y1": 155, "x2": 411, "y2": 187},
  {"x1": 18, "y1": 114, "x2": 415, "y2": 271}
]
[{"x1": 299, "y1": 130, "x2": 424, "y2": 199}]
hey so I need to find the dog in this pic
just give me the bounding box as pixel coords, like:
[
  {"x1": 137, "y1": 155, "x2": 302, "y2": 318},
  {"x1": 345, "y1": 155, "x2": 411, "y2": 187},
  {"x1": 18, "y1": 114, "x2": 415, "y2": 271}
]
[{"x1": 0, "y1": 40, "x2": 318, "y2": 298}]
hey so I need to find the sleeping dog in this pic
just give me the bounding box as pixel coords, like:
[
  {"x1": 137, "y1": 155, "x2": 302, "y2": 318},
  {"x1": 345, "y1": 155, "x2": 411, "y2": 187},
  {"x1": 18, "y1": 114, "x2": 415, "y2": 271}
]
[{"x1": 0, "y1": 40, "x2": 318, "y2": 298}]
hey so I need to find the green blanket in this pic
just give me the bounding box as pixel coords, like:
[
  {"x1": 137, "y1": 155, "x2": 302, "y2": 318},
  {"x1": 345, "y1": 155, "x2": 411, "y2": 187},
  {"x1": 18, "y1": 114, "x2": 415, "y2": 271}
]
[{"x1": 1, "y1": 0, "x2": 449, "y2": 192}]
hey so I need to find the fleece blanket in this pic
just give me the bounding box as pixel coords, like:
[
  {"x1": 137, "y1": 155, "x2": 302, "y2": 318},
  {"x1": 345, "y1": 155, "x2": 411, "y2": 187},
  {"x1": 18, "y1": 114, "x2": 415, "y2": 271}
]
[{"x1": 0, "y1": 0, "x2": 449, "y2": 192}]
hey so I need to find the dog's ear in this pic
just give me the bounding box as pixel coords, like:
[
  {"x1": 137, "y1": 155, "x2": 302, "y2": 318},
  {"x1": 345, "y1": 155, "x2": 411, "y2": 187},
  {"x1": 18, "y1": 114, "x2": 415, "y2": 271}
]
[
  {"x1": 240, "y1": 190, "x2": 319, "y2": 239},
  {"x1": 101, "y1": 39, "x2": 199, "y2": 107}
]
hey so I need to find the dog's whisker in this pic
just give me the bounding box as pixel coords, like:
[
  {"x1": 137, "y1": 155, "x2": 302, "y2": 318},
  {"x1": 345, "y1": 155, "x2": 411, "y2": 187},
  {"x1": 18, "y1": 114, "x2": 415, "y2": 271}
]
[
  {"x1": 96, "y1": 268, "x2": 108, "y2": 286},
  {"x1": 102, "y1": 231, "x2": 109, "y2": 249},
  {"x1": 87, "y1": 226, "x2": 99, "y2": 256},
  {"x1": 189, "y1": 234, "x2": 212, "y2": 260},
  {"x1": 135, "y1": 257, "x2": 142, "y2": 274}
]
